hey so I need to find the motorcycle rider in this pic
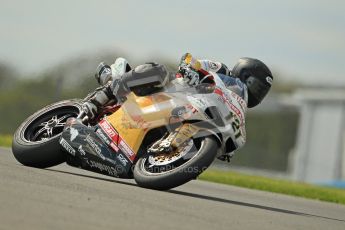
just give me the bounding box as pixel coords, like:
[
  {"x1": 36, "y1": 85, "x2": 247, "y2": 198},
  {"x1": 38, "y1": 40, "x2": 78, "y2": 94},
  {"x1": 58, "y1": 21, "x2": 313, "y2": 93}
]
[
  {"x1": 82, "y1": 53, "x2": 273, "y2": 161},
  {"x1": 177, "y1": 53, "x2": 273, "y2": 108}
]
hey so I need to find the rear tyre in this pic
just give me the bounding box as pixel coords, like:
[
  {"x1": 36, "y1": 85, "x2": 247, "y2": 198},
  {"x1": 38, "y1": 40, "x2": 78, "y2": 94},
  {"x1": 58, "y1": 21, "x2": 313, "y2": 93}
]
[{"x1": 12, "y1": 100, "x2": 82, "y2": 168}]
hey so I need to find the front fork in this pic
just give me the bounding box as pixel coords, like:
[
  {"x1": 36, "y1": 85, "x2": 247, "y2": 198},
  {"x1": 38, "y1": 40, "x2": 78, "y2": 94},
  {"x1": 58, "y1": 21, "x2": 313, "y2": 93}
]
[{"x1": 148, "y1": 123, "x2": 200, "y2": 153}]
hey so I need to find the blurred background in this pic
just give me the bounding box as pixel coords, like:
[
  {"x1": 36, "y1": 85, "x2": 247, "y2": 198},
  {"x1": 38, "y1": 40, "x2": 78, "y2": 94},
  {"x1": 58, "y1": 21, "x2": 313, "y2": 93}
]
[{"x1": 1, "y1": 0, "x2": 344, "y2": 185}]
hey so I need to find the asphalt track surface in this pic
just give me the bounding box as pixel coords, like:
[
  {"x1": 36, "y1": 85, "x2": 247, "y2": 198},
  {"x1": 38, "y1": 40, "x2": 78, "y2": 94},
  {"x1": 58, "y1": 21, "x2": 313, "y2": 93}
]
[{"x1": 1, "y1": 147, "x2": 345, "y2": 230}]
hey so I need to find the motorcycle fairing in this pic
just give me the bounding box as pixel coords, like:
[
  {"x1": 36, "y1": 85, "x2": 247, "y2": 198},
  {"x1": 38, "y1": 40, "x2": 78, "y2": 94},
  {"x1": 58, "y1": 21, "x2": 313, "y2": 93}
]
[
  {"x1": 60, "y1": 120, "x2": 133, "y2": 178},
  {"x1": 106, "y1": 93, "x2": 176, "y2": 154},
  {"x1": 105, "y1": 73, "x2": 247, "y2": 157},
  {"x1": 59, "y1": 72, "x2": 248, "y2": 178}
]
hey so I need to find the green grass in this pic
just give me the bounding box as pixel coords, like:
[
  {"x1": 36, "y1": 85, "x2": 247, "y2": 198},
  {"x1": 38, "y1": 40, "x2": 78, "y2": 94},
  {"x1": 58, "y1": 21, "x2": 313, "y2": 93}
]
[
  {"x1": 199, "y1": 169, "x2": 345, "y2": 205},
  {"x1": 0, "y1": 134, "x2": 12, "y2": 147}
]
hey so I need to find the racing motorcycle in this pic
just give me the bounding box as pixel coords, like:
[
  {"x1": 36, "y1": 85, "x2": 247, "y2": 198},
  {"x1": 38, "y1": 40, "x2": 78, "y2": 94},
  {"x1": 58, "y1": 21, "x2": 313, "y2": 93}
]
[{"x1": 12, "y1": 60, "x2": 246, "y2": 190}]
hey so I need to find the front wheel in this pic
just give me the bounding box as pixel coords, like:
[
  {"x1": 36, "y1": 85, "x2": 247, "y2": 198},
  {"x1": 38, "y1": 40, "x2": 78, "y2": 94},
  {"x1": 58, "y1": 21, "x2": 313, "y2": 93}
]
[
  {"x1": 133, "y1": 135, "x2": 218, "y2": 190},
  {"x1": 12, "y1": 99, "x2": 82, "y2": 168}
]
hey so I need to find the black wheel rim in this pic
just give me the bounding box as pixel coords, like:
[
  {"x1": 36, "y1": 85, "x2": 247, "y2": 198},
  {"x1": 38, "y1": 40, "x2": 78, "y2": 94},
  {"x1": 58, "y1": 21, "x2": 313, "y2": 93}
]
[{"x1": 24, "y1": 106, "x2": 80, "y2": 142}]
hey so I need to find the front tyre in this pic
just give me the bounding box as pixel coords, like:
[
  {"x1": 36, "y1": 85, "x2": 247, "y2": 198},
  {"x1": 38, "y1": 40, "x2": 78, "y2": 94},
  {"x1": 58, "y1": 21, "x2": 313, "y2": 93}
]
[
  {"x1": 133, "y1": 135, "x2": 218, "y2": 190},
  {"x1": 12, "y1": 100, "x2": 82, "y2": 168}
]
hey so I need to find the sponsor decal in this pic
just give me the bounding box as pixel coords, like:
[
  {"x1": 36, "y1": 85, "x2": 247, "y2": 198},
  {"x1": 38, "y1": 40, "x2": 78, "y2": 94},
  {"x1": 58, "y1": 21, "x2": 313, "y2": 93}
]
[
  {"x1": 78, "y1": 145, "x2": 86, "y2": 156},
  {"x1": 86, "y1": 160, "x2": 118, "y2": 177},
  {"x1": 230, "y1": 104, "x2": 244, "y2": 123},
  {"x1": 214, "y1": 87, "x2": 230, "y2": 104},
  {"x1": 85, "y1": 134, "x2": 105, "y2": 160},
  {"x1": 60, "y1": 138, "x2": 76, "y2": 156},
  {"x1": 105, "y1": 158, "x2": 117, "y2": 165},
  {"x1": 97, "y1": 124, "x2": 119, "y2": 152},
  {"x1": 116, "y1": 153, "x2": 129, "y2": 167},
  {"x1": 96, "y1": 128, "x2": 111, "y2": 145},
  {"x1": 120, "y1": 115, "x2": 149, "y2": 131},
  {"x1": 119, "y1": 139, "x2": 135, "y2": 162},
  {"x1": 110, "y1": 142, "x2": 119, "y2": 152},
  {"x1": 214, "y1": 87, "x2": 245, "y2": 123},
  {"x1": 99, "y1": 118, "x2": 134, "y2": 161},
  {"x1": 266, "y1": 76, "x2": 273, "y2": 85},
  {"x1": 69, "y1": 127, "x2": 79, "y2": 141},
  {"x1": 230, "y1": 92, "x2": 246, "y2": 110},
  {"x1": 208, "y1": 61, "x2": 221, "y2": 71},
  {"x1": 189, "y1": 96, "x2": 207, "y2": 108},
  {"x1": 131, "y1": 115, "x2": 149, "y2": 130},
  {"x1": 185, "y1": 104, "x2": 198, "y2": 114},
  {"x1": 99, "y1": 119, "x2": 119, "y2": 143},
  {"x1": 215, "y1": 87, "x2": 238, "y2": 114}
]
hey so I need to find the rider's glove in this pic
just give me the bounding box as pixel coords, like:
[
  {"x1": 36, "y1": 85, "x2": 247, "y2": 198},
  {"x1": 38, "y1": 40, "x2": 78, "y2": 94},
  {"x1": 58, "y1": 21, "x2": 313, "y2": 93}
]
[
  {"x1": 179, "y1": 53, "x2": 202, "y2": 71},
  {"x1": 179, "y1": 53, "x2": 190, "y2": 68},
  {"x1": 178, "y1": 53, "x2": 202, "y2": 86},
  {"x1": 95, "y1": 62, "x2": 112, "y2": 85},
  {"x1": 179, "y1": 66, "x2": 200, "y2": 86}
]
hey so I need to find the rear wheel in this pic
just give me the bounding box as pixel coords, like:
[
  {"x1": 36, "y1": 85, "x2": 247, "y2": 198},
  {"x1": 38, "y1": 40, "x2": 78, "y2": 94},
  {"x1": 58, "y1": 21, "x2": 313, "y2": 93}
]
[
  {"x1": 133, "y1": 134, "x2": 218, "y2": 190},
  {"x1": 12, "y1": 100, "x2": 82, "y2": 168}
]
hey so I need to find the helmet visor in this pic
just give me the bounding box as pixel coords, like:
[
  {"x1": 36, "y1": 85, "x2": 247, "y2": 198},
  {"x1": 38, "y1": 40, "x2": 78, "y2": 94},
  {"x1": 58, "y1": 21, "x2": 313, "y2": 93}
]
[{"x1": 246, "y1": 76, "x2": 271, "y2": 103}]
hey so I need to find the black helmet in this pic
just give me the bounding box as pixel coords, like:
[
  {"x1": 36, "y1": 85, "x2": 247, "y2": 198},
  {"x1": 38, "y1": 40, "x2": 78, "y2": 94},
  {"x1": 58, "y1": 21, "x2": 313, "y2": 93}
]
[{"x1": 231, "y1": 57, "x2": 273, "y2": 108}]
